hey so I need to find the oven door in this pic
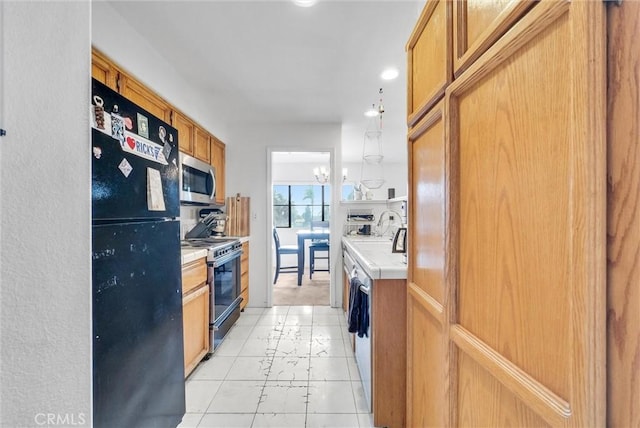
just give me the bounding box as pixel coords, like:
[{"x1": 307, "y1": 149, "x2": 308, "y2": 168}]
[{"x1": 210, "y1": 249, "x2": 242, "y2": 350}]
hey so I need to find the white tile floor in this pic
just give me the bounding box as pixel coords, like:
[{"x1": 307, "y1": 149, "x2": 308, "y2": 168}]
[{"x1": 178, "y1": 305, "x2": 373, "y2": 428}]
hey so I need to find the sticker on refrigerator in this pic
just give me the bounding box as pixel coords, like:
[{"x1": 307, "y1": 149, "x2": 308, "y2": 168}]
[
  {"x1": 118, "y1": 158, "x2": 133, "y2": 178},
  {"x1": 137, "y1": 113, "x2": 149, "y2": 139},
  {"x1": 120, "y1": 130, "x2": 168, "y2": 165},
  {"x1": 147, "y1": 167, "x2": 166, "y2": 211},
  {"x1": 111, "y1": 114, "x2": 126, "y2": 145}
]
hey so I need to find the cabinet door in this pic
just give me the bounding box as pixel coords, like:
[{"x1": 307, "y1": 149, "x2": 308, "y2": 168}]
[
  {"x1": 407, "y1": 101, "x2": 448, "y2": 428},
  {"x1": 452, "y1": 0, "x2": 533, "y2": 76},
  {"x1": 172, "y1": 110, "x2": 195, "y2": 156},
  {"x1": 91, "y1": 49, "x2": 118, "y2": 90},
  {"x1": 372, "y1": 279, "x2": 406, "y2": 428},
  {"x1": 447, "y1": 2, "x2": 605, "y2": 426},
  {"x1": 407, "y1": 0, "x2": 452, "y2": 128},
  {"x1": 194, "y1": 127, "x2": 210, "y2": 163},
  {"x1": 183, "y1": 284, "x2": 210, "y2": 377},
  {"x1": 119, "y1": 73, "x2": 171, "y2": 123},
  {"x1": 210, "y1": 137, "x2": 226, "y2": 204}
]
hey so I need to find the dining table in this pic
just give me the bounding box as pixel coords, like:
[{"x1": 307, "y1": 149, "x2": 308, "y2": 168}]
[{"x1": 296, "y1": 228, "x2": 330, "y2": 286}]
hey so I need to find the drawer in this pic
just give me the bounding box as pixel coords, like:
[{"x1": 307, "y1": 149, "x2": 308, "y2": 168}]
[{"x1": 182, "y1": 258, "x2": 207, "y2": 295}]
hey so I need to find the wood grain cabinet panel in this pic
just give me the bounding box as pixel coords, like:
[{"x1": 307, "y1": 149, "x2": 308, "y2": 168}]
[
  {"x1": 448, "y1": 2, "x2": 606, "y2": 426},
  {"x1": 182, "y1": 259, "x2": 207, "y2": 295},
  {"x1": 119, "y1": 73, "x2": 171, "y2": 123},
  {"x1": 182, "y1": 284, "x2": 209, "y2": 377},
  {"x1": 408, "y1": 101, "x2": 446, "y2": 305},
  {"x1": 606, "y1": 2, "x2": 640, "y2": 426},
  {"x1": 406, "y1": 294, "x2": 446, "y2": 428},
  {"x1": 91, "y1": 49, "x2": 119, "y2": 90},
  {"x1": 172, "y1": 110, "x2": 195, "y2": 156},
  {"x1": 240, "y1": 241, "x2": 249, "y2": 310},
  {"x1": 406, "y1": 0, "x2": 452, "y2": 128},
  {"x1": 194, "y1": 127, "x2": 210, "y2": 163},
  {"x1": 371, "y1": 279, "x2": 406, "y2": 428},
  {"x1": 181, "y1": 257, "x2": 209, "y2": 378},
  {"x1": 406, "y1": 1, "x2": 606, "y2": 426},
  {"x1": 453, "y1": 0, "x2": 533, "y2": 76},
  {"x1": 210, "y1": 137, "x2": 226, "y2": 204}
]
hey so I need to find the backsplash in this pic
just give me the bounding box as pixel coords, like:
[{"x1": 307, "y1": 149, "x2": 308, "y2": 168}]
[{"x1": 180, "y1": 206, "x2": 200, "y2": 239}]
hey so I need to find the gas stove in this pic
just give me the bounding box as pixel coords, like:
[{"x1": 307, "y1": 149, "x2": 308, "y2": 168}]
[{"x1": 181, "y1": 237, "x2": 242, "y2": 263}]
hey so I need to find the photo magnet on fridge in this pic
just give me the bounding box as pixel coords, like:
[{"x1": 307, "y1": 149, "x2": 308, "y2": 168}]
[{"x1": 137, "y1": 113, "x2": 149, "y2": 139}]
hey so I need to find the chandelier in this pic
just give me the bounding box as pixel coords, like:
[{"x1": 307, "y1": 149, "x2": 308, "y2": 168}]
[{"x1": 313, "y1": 166, "x2": 330, "y2": 184}]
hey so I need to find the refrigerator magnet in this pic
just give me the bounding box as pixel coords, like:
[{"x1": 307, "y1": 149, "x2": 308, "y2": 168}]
[
  {"x1": 93, "y1": 96, "x2": 106, "y2": 129},
  {"x1": 137, "y1": 113, "x2": 149, "y2": 139},
  {"x1": 91, "y1": 96, "x2": 112, "y2": 136},
  {"x1": 118, "y1": 158, "x2": 133, "y2": 178},
  {"x1": 159, "y1": 126, "x2": 167, "y2": 144}
]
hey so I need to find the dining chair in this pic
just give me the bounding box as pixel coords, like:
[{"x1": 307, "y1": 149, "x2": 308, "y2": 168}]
[
  {"x1": 273, "y1": 227, "x2": 300, "y2": 284},
  {"x1": 309, "y1": 221, "x2": 330, "y2": 279}
]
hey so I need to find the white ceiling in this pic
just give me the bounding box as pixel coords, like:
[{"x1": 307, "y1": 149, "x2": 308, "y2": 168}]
[{"x1": 106, "y1": 0, "x2": 423, "y2": 162}]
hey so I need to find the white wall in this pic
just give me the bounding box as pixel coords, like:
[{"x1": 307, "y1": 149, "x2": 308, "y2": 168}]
[
  {"x1": 0, "y1": 2, "x2": 91, "y2": 426},
  {"x1": 227, "y1": 123, "x2": 342, "y2": 307},
  {"x1": 92, "y1": 1, "x2": 229, "y2": 142}
]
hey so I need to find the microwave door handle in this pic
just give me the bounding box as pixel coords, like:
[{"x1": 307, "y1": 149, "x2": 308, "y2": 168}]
[{"x1": 209, "y1": 167, "x2": 216, "y2": 200}]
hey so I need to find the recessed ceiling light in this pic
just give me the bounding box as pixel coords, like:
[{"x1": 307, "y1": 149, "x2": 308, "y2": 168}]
[
  {"x1": 381, "y1": 68, "x2": 399, "y2": 80},
  {"x1": 364, "y1": 109, "x2": 378, "y2": 118},
  {"x1": 292, "y1": 0, "x2": 317, "y2": 7}
]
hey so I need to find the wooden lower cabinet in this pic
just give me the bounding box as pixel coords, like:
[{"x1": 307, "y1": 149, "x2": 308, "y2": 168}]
[
  {"x1": 371, "y1": 278, "x2": 406, "y2": 428},
  {"x1": 240, "y1": 241, "x2": 249, "y2": 310},
  {"x1": 182, "y1": 258, "x2": 209, "y2": 377}
]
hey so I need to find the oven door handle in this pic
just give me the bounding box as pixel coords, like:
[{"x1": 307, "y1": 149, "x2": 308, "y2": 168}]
[
  {"x1": 211, "y1": 248, "x2": 242, "y2": 267},
  {"x1": 359, "y1": 284, "x2": 370, "y2": 295}
]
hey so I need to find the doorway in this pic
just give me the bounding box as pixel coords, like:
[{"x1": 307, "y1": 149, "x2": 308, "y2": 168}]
[{"x1": 268, "y1": 150, "x2": 335, "y2": 307}]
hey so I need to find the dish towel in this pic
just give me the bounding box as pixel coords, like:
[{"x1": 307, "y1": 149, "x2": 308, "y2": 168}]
[{"x1": 348, "y1": 277, "x2": 369, "y2": 338}]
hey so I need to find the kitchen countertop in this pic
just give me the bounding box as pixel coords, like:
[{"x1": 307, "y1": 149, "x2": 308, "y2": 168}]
[
  {"x1": 180, "y1": 236, "x2": 250, "y2": 265},
  {"x1": 342, "y1": 235, "x2": 407, "y2": 280}
]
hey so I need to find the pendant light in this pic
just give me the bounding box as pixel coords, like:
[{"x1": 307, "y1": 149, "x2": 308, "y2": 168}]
[{"x1": 360, "y1": 89, "x2": 385, "y2": 189}]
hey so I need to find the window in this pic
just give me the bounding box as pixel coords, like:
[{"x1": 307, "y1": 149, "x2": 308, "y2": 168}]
[{"x1": 273, "y1": 184, "x2": 330, "y2": 228}]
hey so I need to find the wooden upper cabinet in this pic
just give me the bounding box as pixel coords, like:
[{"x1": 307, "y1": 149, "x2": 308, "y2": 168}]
[
  {"x1": 210, "y1": 137, "x2": 226, "y2": 204},
  {"x1": 453, "y1": 0, "x2": 534, "y2": 77},
  {"x1": 91, "y1": 49, "x2": 119, "y2": 90},
  {"x1": 172, "y1": 110, "x2": 196, "y2": 156},
  {"x1": 406, "y1": 0, "x2": 452, "y2": 128},
  {"x1": 119, "y1": 73, "x2": 171, "y2": 123},
  {"x1": 194, "y1": 127, "x2": 211, "y2": 163}
]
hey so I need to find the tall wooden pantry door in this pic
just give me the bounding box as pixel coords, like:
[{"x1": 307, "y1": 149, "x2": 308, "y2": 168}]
[{"x1": 407, "y1": 1, "x2": 606, "y2": 427}]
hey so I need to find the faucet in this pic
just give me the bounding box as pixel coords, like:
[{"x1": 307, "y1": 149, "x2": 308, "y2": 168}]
[{"x1": 375, "y1": 209, "x2": 404, "y2": 237}]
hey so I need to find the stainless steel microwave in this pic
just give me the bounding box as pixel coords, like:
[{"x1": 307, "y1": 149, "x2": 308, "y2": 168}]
[{"x1": 179, "y1": 152, "x2": 216, "y2": 205}]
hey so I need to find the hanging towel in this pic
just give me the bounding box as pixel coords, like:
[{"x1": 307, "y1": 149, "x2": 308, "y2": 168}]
[
  {"x1": 348, "y1": 276, "x2": 362, "y2": 334},
  {"x1": 347, "y1": 277, "x2": 369, "y2": 338}
]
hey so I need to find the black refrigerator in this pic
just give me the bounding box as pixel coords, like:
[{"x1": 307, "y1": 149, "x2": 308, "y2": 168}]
[{"x1": 91, "y1": 79, "x2": 185, "y2": 427}]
